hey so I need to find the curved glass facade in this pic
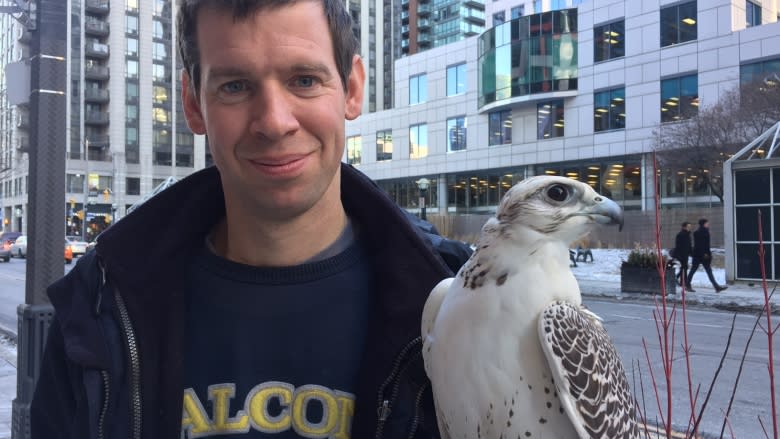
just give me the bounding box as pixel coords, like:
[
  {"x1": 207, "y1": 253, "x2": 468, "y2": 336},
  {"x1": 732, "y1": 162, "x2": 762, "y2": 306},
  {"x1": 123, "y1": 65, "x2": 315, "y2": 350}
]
[{"x1": 478, "y1": 9, "x2": 578, "y2": 108}]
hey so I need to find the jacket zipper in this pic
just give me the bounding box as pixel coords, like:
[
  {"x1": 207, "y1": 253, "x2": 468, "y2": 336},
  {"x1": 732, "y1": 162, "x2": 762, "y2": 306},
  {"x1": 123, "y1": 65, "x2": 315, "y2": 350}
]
[
  {"x1": 115, "y1": 288, "x2": 142, "y2": 439},
  {"x1": 406, "y1": 381, "x2": 428, "y2": 439},
  {"x1": 97, "y1": 370, "x2": 110, "y2": 439},
  {"x1": 374, "y1": 337, "x2": 423, "y2": 439}
]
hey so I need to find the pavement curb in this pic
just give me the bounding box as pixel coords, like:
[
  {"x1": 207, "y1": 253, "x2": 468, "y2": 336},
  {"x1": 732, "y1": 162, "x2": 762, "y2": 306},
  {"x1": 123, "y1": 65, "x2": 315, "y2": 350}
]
[{"x1": 580, "y1": 290, "x2": 780, "y2": 315}]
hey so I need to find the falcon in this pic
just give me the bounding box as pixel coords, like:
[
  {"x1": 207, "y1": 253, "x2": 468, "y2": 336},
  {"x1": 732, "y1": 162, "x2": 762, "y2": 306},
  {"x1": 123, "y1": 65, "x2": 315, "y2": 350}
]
[{"x1": 422, "y1": 176, "x2": 639, "y2": 439}]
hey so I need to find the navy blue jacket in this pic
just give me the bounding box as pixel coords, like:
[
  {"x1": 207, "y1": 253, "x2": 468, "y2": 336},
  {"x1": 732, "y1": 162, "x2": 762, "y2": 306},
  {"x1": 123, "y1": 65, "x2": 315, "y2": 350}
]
[
  {"x1": 31, "y1": 164, "x2": 470, "y2": 439},
  {"x1": 692, "y1": 226, "x2": 712, "y2": 259}
]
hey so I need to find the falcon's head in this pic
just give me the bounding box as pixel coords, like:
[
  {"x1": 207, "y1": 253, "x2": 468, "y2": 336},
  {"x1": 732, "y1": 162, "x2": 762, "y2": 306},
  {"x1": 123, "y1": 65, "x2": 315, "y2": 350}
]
[{"x1": 496, "y1": 176, "x2": 623, "y2": 244}]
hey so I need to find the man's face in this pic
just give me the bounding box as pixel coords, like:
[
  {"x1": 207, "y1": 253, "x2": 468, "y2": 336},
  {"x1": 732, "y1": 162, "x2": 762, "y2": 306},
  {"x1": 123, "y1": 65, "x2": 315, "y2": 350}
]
[
  {"x1": 182, "y1": 1, "x2": 364, "y2": 220},
  {"x1": 685, "y1": 224, "x2": 692, "y2": 232},
  {"x1": 703, "y1": 221, "x2": 709, "y2": 229}
]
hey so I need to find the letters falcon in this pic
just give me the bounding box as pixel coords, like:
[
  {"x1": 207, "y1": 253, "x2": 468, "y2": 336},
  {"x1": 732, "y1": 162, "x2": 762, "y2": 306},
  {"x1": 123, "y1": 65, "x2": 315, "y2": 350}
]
[{"x1": 181, "y1": 382, "x2": 355, "y2": 438}]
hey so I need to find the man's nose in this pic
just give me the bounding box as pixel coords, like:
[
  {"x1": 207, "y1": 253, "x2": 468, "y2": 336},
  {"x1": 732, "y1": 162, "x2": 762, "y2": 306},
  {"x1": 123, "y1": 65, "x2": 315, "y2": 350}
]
[{"x1": 249, "y1": 85, "x2": 300, "y2": 140}]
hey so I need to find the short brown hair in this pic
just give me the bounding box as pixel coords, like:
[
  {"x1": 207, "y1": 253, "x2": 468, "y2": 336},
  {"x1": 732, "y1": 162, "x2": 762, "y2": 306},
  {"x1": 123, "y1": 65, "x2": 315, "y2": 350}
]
[{"x1": 177, "y1": 0, "x2": 359, "y2": 93}]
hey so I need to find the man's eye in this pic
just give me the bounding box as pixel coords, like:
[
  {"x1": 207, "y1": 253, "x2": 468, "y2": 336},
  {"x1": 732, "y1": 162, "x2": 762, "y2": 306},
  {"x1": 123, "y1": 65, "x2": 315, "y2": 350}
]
[
  {"x1": 293, "y1": 76, "x2": 317, "y2": 88},
  {"x1": 221, "y1": 81, "x2": 247, "y2": 94}
]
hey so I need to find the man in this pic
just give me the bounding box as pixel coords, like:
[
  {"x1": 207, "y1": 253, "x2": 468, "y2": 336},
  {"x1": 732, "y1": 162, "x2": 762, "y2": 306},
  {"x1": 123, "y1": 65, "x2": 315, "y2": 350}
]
[
  {"x1": 673, "y1": 221, "x2": 694, "y2": 291},
  {"x1": 687, "y1": 218, "x2": 727, "y2": 292},
  {"x1": 30, "y1": 1, "x2": 470, "y2": 437}
]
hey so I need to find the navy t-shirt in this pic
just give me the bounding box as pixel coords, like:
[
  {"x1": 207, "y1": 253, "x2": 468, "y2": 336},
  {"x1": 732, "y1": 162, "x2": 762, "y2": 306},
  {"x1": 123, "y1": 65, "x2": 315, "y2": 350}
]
[{"x1": 181, "y1": 238, "x2": 371, "y2": 438}]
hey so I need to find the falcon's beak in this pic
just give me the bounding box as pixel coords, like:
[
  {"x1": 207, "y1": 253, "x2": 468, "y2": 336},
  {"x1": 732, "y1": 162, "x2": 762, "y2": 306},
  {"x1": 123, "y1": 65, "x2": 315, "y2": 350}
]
[{"x1": 583, "y1": 195, "x2": 624, "y2": 231}]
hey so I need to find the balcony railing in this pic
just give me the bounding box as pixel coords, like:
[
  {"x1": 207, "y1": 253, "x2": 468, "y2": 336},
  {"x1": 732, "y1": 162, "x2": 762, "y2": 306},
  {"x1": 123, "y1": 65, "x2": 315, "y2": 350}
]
[
  {"x1": 85, "y1": 64, "x2": 110, "y2": 80},
  {"x1": 85, "y1": 41, "x2": 109, "y2": 58},
  {"x1": 85, "y1": 88, "x2": 110, "y2": 102},
  {"x1": 85, "y1": 18, "x2": 110, "y2": 36},
  {"x1": 85, "y1": 112, "x2": 110, "y2": 125},
  {"x1": 85, "y1": 0, "x2": 109, "y2": 14}
]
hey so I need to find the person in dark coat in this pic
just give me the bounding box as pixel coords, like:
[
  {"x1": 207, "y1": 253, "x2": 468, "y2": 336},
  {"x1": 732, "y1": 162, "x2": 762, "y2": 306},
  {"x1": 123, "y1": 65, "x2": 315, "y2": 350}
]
[
  {"x1": 687, "y1": 218, "x2": 728, "y2": 292},
  {"x1": 674, "y1": 222, "x2": 694, "y2": 291}
]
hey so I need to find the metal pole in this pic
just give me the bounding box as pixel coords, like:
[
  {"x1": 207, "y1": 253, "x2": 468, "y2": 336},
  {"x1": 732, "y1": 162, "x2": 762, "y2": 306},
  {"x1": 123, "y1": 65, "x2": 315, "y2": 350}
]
[
  {"x1": 82, "y1": 138, "x2": 88, "y2": 239},
  {"x1": 12, "y1": 1, "x2": 67, "y2": 437}
]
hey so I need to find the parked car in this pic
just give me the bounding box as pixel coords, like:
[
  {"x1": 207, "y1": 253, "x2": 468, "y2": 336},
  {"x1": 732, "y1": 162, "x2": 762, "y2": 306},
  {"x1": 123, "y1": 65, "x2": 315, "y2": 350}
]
[
  {"x1": 64, "y1": 239, "x2": 73, "y2": 264},
  {"x1": 66, "y1": 235, "x2": 88, "y2": 257},
  {"x1": 0, "y1": 231, "x2": 22, "y2": 263},
  {"x1": 10, "y1": 235, "x2": 27, "y2": 258}
]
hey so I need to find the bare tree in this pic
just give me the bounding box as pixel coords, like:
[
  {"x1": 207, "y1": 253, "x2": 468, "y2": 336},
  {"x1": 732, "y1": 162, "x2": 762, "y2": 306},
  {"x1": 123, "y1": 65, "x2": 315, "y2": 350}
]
[{"x1": 654, "y1": 80, "x2": 780, "y2": 203}]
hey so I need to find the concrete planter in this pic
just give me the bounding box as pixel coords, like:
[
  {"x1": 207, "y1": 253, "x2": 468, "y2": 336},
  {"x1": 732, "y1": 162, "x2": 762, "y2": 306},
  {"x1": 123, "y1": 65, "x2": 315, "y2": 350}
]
[{"x1": 620, "y1": 265, "x2": 676, "y2": 295}]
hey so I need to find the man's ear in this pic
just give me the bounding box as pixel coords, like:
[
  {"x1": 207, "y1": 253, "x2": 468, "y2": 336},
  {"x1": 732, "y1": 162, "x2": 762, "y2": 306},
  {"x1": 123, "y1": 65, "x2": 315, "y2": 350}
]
[
  {"x1": 344, "y1": 55, "x2": 365, "y2": 121},
  {"x1": 181, "y1": 69, "x2": 207, "y2": 135}
]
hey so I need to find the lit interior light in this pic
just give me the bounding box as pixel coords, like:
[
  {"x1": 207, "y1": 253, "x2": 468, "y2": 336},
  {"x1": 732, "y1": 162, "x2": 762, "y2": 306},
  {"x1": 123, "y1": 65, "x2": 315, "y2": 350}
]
[
  {"x1": 596, "y1": 108, "x2": 609, "y2": 113},
  {"x1": 545, "y1": 170, "x2": 557, "y2": 175},
  {"x1": 682, "y1": 17, "x2": 696, "y2": 25}
]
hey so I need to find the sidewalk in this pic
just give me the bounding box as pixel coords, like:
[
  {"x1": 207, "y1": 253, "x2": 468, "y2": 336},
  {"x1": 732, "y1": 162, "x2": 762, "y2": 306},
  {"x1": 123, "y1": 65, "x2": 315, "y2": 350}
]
[
  {"x1": 577, "y1": 276, "x2": 780, "y2": 314},
  {"x1": 0, "y1": 275, "x2": 776, "y2": 438}
]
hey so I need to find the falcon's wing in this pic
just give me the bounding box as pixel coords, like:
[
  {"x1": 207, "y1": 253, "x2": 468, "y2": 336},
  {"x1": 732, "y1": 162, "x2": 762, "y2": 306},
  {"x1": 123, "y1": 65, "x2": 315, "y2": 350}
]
[
  {"x1": 421, "y1": 277, "x2": 454, "y2": 439},
  {"x1": 538, "y1": 301, "x2": 639, "y2": 439}
]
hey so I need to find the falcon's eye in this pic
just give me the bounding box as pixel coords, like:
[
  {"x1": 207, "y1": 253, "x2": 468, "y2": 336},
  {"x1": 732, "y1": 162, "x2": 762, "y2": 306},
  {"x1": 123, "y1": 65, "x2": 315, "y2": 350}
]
[{"x1": 546, "y1": 184, "x2": 570, "y2": 202}]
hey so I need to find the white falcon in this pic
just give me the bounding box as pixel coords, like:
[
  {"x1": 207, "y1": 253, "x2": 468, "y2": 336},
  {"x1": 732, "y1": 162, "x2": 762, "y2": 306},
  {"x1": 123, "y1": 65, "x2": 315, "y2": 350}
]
[{"x1": 422, "y1": 176, "x2": 639, "y2": 439}]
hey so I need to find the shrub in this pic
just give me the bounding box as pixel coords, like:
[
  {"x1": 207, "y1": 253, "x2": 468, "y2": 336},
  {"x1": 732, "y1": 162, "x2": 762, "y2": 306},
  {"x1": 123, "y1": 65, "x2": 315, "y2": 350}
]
[{"x1": 622, "y1": 247, "x2": 668, "y2": 269}]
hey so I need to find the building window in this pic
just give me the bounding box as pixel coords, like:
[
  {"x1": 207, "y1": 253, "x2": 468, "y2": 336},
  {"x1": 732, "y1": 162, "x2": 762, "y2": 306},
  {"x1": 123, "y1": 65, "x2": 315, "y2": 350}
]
[
  {"x1": 660, "y1": 1, "x2": 697, "y2": 47},
  {"x1": 447, "y1": 117, "x2": 467, "y2": 152},
  {"x1": 537, "y1": 100, "x2": 564, "y2": 139},
  {"x1": 126, "y1": 0, "x2": 138, "y2": 12},
  {"x1": 376, "y1": 130, "x2": 393, "y2": 162},
  {"x1": 126, "y1": 15, "x2": 138, "y2": 35},
  {"x1": 126, "y1": 59, "x2": 138, "y2": 79},
  {"x1": 740, "y1": 58, "x2": 780, "y2": 86},
  {"x1": 126, "y1": 177, "x2": 140, "y2": 196},
  {"x1": 126, "y1": 38, "x2": 138, "y2": 56},
  {"x1": 409, "y1": 74, "x2": 427, "y2": 105},
  {"x1": 447, "y1": 63, "x2": 467, "y2": 96},
  {"x1": 594, "y1": 87, "x2": 626, "y2": 132},
  {"x1": 747, "y1": 0, "x2": 762, "y2": 27},
  {"x1": 551, "y1": 0, "x2": 566, "y2": 10},
  {"x1": 488, "y1": 110, "x2": 512, "y2": 145},
  {"x1": 346, "y1": 135, "x2": 362, "y2": 165},
  {"x1": 66, "y1": 174, "x2": 85, "y2": 193},
  {"x1": 511, "y1": 5, "x2": 524, "y2": 19},
  {"x1": 661, "y1": 74, "x2": 698, "y2": 122},
  {"x1": 493, "y1": 10, "x2": 505, "y2": 26},
  {"x1": 126, "y1": 82, "x2": 139, "y2": 101},
  {"x1": 594, "y1": 20, "x2": 625, "y2": 63},
  {"x1": 534, "y1": 0, "x2": 542, "y2": 13},
  {"x1": 153, "y1": 42, "x2": 168, "y2": 61},
  {"x1": 126, "y1": 104, "x2": 138, "y2": 122},
  {"x1": 409, "y1": 124, "x2": 428, "y2": 159}
]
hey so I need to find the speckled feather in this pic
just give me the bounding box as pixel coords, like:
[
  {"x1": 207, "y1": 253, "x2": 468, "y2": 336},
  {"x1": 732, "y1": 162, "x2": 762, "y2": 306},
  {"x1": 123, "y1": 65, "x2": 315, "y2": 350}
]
[
  {"x1": 422, "y1": 176, "x2": 637, "y2": 439},
  {"x1": 540, "y1": 301, "x2": 640, "y2": 438}
]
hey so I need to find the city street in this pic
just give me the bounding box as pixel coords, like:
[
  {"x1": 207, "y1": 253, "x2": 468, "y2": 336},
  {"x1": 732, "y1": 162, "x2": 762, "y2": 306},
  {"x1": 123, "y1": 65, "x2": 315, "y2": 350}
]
[
  {"x1": 0, "y1": 257, "x2": 74, "y2": 334},
  {"x1": 0, "y1": 260, "x2": 779, "y2": 437}
]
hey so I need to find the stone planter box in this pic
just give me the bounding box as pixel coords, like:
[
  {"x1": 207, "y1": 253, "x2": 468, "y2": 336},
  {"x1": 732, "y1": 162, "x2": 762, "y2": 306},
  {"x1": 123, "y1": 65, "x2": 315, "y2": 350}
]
[{"x1": 620, "y1": 265, "x2": 676, "y2": 295}]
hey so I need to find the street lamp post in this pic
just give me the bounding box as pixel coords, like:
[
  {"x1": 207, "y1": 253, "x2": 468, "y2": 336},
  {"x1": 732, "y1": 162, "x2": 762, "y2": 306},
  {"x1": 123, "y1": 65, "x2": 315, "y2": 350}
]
[{"x1": 416, "y1": 177, "x2": 430, "y2": 221}]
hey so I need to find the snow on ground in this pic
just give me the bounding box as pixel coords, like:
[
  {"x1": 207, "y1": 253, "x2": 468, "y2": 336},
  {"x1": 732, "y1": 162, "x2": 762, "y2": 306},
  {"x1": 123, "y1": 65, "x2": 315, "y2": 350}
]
[{"x1": 571, "y1": 248, "x2": 728, "y2": 287}]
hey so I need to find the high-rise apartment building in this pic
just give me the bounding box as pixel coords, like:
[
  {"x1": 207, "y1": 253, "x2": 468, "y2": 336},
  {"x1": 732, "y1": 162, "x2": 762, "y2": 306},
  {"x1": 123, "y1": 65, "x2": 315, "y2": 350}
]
[
  {"x1": 0, "y1": 0, "x2": 206, "y2": 240},
  {"x1": 400, "y1": 0, "x2": 485, "y2": 56}
]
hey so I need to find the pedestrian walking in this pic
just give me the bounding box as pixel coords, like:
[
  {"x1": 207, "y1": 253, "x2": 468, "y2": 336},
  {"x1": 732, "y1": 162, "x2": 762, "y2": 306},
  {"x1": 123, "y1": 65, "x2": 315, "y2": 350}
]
[
  {"x1": 687, "y1": 218, "x2": 728, "y2": 292},
  {"x1": 30, "y1": 1, "x2": 471, "y2": 438},
  {"x1": 673, "y1": 221, "x2": 695, "y2": 291}
]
